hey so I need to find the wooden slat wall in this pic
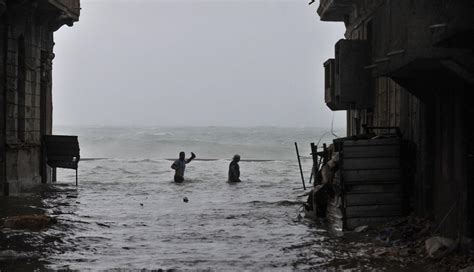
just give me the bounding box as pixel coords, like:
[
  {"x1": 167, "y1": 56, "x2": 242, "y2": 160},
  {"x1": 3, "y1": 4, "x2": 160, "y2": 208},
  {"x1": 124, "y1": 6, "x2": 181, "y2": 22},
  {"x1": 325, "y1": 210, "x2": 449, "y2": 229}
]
[{"x1": 341, "y1": 138, "x2": 405, "y2": 230}]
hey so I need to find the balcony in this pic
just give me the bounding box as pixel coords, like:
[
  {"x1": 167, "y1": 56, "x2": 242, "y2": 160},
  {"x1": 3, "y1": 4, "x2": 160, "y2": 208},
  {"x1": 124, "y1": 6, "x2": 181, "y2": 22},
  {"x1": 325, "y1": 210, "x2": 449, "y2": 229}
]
[
  {"x1": 429, "y1": 2, "x2": 474, "y2": 49},
  {"x1": 324, "y1": 40, "x2": 373, "y2": 111},
  {"x1": 324, "y1": 59, "x2": 348, "y2": 110},
  {"x1": 43, "y1": 0, "x2": 80, "y2": 31},
  {"x1": 334, "y1": 39, "x2": 372, "y2": 109},
  {"x1": 317, "y1": 0, "x2": 354, "y2": 22},
  {"x1": 365, "y1": 0, "x2": 474, "y2": 100}
]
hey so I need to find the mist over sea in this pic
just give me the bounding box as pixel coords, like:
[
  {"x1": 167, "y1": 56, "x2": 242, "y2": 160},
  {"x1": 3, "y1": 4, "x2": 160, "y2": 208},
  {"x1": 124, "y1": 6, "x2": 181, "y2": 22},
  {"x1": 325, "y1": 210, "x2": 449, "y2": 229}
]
[
  {"x1": 40, "y1": 126, "x2": 346, "y2": 270},
  {"x1": 55, "y1": 126, "x2": 345, "y2": 161}
]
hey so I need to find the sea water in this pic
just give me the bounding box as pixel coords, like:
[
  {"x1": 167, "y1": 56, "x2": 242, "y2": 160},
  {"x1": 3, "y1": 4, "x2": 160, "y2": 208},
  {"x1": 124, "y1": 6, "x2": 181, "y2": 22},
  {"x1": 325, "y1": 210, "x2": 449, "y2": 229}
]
[{"x1": 5, "y1": 126, "x2": 351, "y2": 270}]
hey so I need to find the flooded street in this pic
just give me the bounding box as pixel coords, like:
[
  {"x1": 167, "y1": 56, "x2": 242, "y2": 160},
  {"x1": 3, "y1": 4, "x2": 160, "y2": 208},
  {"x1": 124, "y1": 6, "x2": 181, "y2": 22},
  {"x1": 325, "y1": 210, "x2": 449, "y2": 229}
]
[
  {"x1": 0, "y1": 159, "x2": 421, "y2": 271},
  {"x1": 0, "y1": 127, "x2": 416, "y2": 270},
  {"x1": 48, "y1": 158, "x2": 328, "y2": 270},
  {"x1": 1, "y1": 158, "x2": 336, "y2": 270}
]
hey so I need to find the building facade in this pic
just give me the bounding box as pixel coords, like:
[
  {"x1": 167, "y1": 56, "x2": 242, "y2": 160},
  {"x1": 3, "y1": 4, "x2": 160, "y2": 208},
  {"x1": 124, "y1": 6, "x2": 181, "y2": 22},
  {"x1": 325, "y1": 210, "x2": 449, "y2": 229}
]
[
  {"x1": 318, "y1": 0, "x2": 474, "y2": 237},
  {"x1": 0, "y1": 0, "x2": 80, "y2": 195}
]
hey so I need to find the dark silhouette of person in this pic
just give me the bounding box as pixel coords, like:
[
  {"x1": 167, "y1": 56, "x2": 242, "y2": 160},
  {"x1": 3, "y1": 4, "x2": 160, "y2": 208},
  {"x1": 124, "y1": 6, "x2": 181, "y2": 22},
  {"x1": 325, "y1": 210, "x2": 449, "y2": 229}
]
[
  {"x1": 228, "y1": 154, "x2": 241, "y2": 182},
  {"x1": 171, "y1": 151, "x2": 196, "y2": 182}
]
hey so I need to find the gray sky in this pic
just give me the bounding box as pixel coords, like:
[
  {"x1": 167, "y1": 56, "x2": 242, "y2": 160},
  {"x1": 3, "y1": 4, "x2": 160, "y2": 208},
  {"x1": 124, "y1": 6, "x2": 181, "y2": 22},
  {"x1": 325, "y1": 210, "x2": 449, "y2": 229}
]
[{"x1": 53, "y1": 0, "x2": 346, "y2": 127}]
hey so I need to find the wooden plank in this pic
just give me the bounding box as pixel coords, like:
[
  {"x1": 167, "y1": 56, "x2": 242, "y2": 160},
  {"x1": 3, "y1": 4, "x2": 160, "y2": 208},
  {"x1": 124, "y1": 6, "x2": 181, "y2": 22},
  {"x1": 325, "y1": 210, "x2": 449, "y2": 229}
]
[
  {"x1": 345, "y1": 216, "x2": 401, "y2": 230},
  {"x1": 342, "y1": 169, "x2": 400, "y2": 182},
  {"x1": 343, "y1": 138, "x2": 401, "y2": 147},
  {"x1": 345, "y1": 183, "x2": 401, "y2": 194},
  {"x1": 46, "y1": 149, "x2": 80, "y2": 156},
  {"x1": 345, "y1": 193, "x2": 401, "y2": 206},
  {"x1": 343, "y1": 145, "x2": 400, "y2": 158},
  {"x1": 343, "y1": 157, "x2": 400, "y2": 170},
  {"x1": 345, "y1": 204, "x2": 403, "y2": 218},
  {"x1": 48, "y1": 161, "x2": 77, "y2": 169}
]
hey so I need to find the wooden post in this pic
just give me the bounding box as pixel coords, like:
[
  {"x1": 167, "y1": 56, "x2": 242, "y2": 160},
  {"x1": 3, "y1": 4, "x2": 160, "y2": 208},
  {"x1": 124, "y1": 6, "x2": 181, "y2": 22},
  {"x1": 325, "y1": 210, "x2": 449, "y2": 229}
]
[
  {"x1": 295, "y1": 142, "x2": 306, "y2": 190},
  {"x1": 323, "y1": 143, "x2": 329, "y2": 165},
  {"x1": 310, "y1": 143, "x2": 318, "y2": 184},
  {"x1": 76, "y1": 168, "x2": 78, "y2": 187},
  {"x1": 52, "y1": 167, "x2": 57, "y2": 182}
]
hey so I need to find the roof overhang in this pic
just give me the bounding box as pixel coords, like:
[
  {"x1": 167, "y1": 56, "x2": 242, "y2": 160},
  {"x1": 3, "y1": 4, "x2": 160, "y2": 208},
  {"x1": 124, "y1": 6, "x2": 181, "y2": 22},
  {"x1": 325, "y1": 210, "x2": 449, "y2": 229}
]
[{"x1": 317, "y1": 0, "x2": 354, "y2": 22}]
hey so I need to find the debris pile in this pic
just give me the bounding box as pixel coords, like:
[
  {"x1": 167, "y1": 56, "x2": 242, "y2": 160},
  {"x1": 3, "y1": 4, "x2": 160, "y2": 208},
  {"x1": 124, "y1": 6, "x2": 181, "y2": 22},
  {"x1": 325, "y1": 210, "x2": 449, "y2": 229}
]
[{"x1": 366, "y1": 216, "x2": 474, "y2": 271}]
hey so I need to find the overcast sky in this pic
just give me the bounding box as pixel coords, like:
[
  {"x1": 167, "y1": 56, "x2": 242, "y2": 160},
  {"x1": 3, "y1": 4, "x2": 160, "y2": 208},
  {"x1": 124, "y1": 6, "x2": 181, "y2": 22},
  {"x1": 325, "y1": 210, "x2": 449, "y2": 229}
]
[{"x1": 52, "y1": 0, "x2": 346, "y2": 128}]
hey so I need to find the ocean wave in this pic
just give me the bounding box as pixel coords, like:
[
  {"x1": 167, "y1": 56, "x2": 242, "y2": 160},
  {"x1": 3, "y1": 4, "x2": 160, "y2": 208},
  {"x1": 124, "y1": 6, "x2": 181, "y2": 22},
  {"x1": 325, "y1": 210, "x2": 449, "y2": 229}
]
[
  {"x1": 81, "y1": 158, "x2": 108, "y2": 161},
  {"x1": 127, "y1": 159, "x2": 159, "y2": 164},
  {"x1": 246, "y1": 200, "x2": 304, "y2": 207}
]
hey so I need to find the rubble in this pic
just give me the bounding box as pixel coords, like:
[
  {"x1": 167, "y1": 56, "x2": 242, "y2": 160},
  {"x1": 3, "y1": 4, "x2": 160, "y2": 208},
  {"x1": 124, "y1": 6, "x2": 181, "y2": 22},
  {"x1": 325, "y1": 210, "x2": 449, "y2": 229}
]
[
  {"x1": 426, "y1": 236, "x2": 455, "y2": 258},
  {"x1": 369, "y1": 216, "x2": 474, "y2": 270}
]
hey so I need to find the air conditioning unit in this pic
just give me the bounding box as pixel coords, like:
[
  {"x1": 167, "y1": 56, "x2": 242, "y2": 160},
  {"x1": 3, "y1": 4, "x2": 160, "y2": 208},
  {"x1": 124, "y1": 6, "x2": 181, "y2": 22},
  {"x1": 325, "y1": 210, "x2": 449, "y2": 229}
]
[
  {"x1": 324, "y1": 59, "x2": 348, "y2": 110},
  {"x1": 335, "y1": 39, "x2": 373, "y2": 109}
]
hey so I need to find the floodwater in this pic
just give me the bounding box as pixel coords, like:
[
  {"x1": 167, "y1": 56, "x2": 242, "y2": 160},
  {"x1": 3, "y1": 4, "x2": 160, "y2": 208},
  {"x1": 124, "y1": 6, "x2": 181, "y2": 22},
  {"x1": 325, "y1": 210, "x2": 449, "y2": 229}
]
[
  {"x1": 1, "y1": 158, "x2": 338, "y2": 270},
  {"x1": 0, "y1": 127, "x2": 414, "y2": 270}
]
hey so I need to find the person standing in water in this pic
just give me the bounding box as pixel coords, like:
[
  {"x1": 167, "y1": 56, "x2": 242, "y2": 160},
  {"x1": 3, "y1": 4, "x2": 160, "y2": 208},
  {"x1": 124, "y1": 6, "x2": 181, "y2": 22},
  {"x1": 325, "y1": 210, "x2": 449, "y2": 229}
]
[
  {"x1": 171, "y1": 151, "x2": 196, "y2": 182},
  {"x1": 228, "y1": 154, "x2": 241, "y2": 182}
]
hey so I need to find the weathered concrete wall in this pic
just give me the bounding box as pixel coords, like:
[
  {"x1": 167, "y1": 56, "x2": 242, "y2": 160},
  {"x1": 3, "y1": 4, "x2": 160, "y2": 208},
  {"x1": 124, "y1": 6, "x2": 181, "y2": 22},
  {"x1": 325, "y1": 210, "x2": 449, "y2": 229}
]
[
  {"x1": 318, "y1": 0, "x2": 474, "y2": 237},
  {"x1": 1, "y1": 0, "x2": 79, "y2": 195},
  {"x1": 3, "y1": 6, "x2": 54, "y2": 194},
  {"x1": 0, "y1": 20, "x2": 6, "y2": 195}
]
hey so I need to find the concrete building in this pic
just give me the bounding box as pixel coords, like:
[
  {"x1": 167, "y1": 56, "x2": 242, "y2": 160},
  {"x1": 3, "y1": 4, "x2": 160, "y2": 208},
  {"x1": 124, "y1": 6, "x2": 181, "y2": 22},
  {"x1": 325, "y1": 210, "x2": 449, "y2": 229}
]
[
  {"x1": 317, "y1": 0, "x2": 474, "y2": 237},
  {"x1": 0, "y1": 0, "x2": 80, "y2": 195}
]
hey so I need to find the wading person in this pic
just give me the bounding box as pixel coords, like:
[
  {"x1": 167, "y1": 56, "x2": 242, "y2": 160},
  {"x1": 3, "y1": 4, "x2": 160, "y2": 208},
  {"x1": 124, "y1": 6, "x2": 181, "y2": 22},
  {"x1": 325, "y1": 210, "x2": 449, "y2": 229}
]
[
  {"x1": 171, "y1": 151, "x2": 196, "y2": 182},
  {"x1": 228, "y1": 154, "x2": 241, "y2": 182}
]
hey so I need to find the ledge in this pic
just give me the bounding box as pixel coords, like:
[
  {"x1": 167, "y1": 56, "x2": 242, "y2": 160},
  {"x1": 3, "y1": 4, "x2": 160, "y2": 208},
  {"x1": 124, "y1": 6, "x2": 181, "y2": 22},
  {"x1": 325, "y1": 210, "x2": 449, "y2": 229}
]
[
  {"x1": 48, "y1": 0, "x2": 80, "y2": 22},
  {"x1": 46, "y1": 0, "x2": 81, "y2": 31},
  {"x1": 317, "y1": 0, "x2": 354, "y2": 22}
]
